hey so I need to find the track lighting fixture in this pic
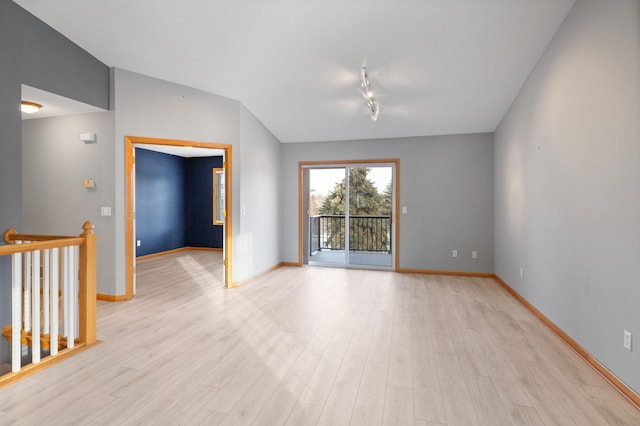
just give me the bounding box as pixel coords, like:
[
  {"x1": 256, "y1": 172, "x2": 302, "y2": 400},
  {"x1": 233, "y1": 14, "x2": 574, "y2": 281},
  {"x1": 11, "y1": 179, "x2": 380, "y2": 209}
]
[{"x1": 361, "y1": 67, "x2": 379, "y2": 121}]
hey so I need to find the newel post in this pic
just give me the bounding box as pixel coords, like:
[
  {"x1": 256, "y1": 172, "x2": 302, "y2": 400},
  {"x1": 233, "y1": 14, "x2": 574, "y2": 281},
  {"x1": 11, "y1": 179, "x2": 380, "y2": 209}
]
[
  {"x1": 3, "y1": 228, "x2": 17, "y2": 244},
  {"x1": 78, "y1": 221, "x2": 97, "y2": 345}
]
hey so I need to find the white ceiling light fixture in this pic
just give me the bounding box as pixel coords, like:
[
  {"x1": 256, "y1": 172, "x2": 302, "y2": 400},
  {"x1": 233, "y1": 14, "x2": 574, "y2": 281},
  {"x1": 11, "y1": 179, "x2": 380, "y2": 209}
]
[
  {"x1": 21, "y1": 101, "x2": 42, "y2": 114},
  {"x1": 361, "y1": 67, "x2": 379, "y2": 121}
]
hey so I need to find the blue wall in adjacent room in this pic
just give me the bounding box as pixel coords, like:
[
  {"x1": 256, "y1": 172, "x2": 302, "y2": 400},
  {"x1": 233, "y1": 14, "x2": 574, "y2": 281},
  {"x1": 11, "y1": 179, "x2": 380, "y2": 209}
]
[
  {"x1": 185, "y1": 156, "x2": 224, "y2": 248},
  {"x1": 135, "y1": 148, "x2": 223, "y2": 257},
  {"x1": 135, "y1": 148, "x2": 187, "y2": 256}
]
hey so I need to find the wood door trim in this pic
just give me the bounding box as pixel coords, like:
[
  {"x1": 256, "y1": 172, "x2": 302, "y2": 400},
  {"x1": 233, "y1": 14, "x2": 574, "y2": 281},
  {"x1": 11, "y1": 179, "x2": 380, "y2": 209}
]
[{"x1": 125, "y1": 136, "x2": 233, "y2": 299}]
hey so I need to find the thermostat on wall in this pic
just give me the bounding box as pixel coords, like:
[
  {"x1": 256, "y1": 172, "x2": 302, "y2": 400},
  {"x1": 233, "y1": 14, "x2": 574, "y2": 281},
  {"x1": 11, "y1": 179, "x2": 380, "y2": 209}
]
[{"x1": 83, "y1": 179, "x2": 95, "y2": 188}]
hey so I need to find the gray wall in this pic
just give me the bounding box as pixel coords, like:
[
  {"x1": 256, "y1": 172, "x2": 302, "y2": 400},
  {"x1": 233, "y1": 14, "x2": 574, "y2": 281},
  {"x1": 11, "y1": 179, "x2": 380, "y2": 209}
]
[
  {"x1": 22, "y1": 112, "x2": 116, "y2": 295},
  {"x1": 238, "y1": 105, "x2": 282, "y2": 278},
  {"x1": 0, "y1": 0, "x2": 109, "y2": 237},
  {"x1": 494, "y1": 0, "x2": 640, "y2": 393},
  {"x1": 0, "y1": 1, "x2": 109, "y2": 362},
  {"x1": 112, "y1": 68, "x2": 239, "y2": 295},
  {"x1": 280, "y1": 134, "x2": 494, "y2": 273},
  {"x1": 112, "y1": 68, "x2": 282, "y2": 292}
]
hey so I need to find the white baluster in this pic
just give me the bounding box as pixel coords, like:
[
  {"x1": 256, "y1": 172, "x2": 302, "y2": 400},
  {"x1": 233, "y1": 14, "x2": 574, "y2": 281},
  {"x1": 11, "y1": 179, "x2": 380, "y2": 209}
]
[
  {"x1": 11, "y1": 252, "x2": 23, "y2": 373},
  {"x1": 66, "y1": 246, "x2": 75, "y2": 349},
  {"x1": 31, "y1": 250, "x2": 41, "y2": 363},
  {"x1": 74, "y1": 246, "x2": 79, "y2": 339},
  {"x1": 62, "y1": 246, "x2": 69, "y2": 344},
  {"x1": 43, "y1": 249, "x2": 50, "y2": 341},
  {"x1": 50, "y1": 248, "x2": 59, "y2": 356},
  {"x1": 23, "y1": 248, "x2": 31, "y2": 332}
]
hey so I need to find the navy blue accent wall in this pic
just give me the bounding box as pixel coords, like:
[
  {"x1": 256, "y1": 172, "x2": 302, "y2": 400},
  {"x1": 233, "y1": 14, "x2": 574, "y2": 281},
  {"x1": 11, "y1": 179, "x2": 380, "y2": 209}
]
[
  {"x1": 135, "y1": 148, "x2": 223, "y2": 256},
  {"x1": 185, "y1": 157, "x2": 224, "y2": 248},
  {"x1": 135, "y1": 148, "x2": 187, "y2": 256}
]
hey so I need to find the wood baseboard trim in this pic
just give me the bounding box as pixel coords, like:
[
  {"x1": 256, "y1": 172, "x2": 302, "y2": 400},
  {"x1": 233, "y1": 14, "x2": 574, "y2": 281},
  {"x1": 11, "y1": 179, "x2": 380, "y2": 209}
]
[
  {"x1": 493, "y1": 274, "x2": 640, "y2": 409},
  {"x1": 186, "y1": 246, "x2": 223, "y2": 252},
  {"x1": 279, "y1": 261, "x2": 302, "y2": 267},
  {"x1": 228, "y1": 262, "x2": 300, "y2": 288},
  {"x1": 397, "y1": 268, "x2": 494, "y2": 278},
  {"x1": 136, "y1": 247, "x2": 187, "y2": 261},
  {"x1": 0, "y1": 341, "x2": 101, "y2": 390},
  {"x1": 137, "y1": 246, "x2": 223, "y2": 262},
  {"x1": 97, "y1": 294, "x2": 130, "y2": 302}
]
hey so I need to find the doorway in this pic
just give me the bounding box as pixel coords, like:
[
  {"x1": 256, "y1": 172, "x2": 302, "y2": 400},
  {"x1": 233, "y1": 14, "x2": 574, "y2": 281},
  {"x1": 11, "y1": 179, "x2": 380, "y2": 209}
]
[
  {"x1": 125, "y1": 136, "x2": 233, "y2": 299},
  {"x1": 300, "y1": 160, "x2": 399, "y2": 270}
]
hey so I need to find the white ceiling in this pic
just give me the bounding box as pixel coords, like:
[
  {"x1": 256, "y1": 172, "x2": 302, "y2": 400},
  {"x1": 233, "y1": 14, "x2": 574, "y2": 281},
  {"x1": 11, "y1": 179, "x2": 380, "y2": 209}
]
[
  {"x1": 136, "y1": 143, "x2": 224, "y2": 158},
  {"x1": 15, "y1": 0, "x2": 575, "y2": 143},
  {"x1": 21, "y1": 84, "x2": 105, "y2": 120}
]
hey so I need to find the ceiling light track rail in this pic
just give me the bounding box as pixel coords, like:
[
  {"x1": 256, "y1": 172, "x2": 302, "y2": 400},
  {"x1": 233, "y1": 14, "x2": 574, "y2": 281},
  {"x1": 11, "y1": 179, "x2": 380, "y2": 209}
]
[{"x1": 361, "y1": 67, "x2": 379, "y2": 121}]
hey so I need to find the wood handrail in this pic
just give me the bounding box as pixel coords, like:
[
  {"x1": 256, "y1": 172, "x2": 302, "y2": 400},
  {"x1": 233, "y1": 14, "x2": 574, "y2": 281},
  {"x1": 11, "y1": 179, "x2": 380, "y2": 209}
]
[
  {"x1": 0, "y1": 237, "x2": 85, "y2": 255},
  {"x1": 4, "y1": 229, "x2": 81, "y2": 243}
]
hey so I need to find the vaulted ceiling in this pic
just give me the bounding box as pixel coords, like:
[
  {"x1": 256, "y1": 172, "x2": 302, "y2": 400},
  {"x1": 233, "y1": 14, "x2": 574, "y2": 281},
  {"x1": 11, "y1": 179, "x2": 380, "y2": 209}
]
[{"x1": 15, "y1": 0, "x2": 575, "y2": 143}]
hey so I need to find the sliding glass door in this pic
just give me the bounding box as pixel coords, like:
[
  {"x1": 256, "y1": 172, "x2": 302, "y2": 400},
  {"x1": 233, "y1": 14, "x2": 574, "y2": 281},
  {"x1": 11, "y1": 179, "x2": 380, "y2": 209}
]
[{"x1": 307, "y1": 163, "x2": 394, "y2": 269}]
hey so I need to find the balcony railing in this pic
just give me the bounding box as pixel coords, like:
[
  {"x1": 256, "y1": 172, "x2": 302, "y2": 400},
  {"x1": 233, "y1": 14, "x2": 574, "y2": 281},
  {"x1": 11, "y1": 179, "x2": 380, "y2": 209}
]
[{"x1": 310, "y1": 215, "x2": 391, "y2": 254}]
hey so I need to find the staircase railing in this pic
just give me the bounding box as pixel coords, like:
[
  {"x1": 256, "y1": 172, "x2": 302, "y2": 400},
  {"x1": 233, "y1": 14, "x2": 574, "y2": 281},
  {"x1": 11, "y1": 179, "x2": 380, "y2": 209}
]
[{"x1": 0, "y1": 221, "x2": 96, "y2": 388}]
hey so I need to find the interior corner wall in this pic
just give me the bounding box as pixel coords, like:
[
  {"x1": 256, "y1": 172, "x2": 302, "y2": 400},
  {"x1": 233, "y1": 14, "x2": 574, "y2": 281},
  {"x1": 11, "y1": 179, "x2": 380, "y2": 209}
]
[
  {"x1": 237, "y1": 105, "x2": 282, "y2": 281},
  {"x1": 185, "y1": 156, "x2": 224, "y2": 249},
  {"x1": 113, "y1": 68, "x2": 242, "y2": 294},
  {"x1": 494, "y1": 0, "x2": 640, "y2": 393},
  {"x1": 280, "y1": 134, "x2": 494, "y2": 273}
]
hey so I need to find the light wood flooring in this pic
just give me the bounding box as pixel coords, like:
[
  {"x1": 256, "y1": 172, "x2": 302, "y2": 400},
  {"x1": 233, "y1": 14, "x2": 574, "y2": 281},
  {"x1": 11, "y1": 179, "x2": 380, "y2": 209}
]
[{"x1": 0, "y1": 250, "x2": 639, "y2": 425}]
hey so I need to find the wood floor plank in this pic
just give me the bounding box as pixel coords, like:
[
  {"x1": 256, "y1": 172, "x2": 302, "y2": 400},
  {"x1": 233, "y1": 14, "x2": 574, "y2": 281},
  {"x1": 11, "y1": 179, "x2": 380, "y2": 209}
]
[
  {"x1": 503, "y1": 403, "x2": 545, "y2": 426},
  {"x1": 0, "y1": 251, "x2": 637, "y2": 425},
  {"x1": 284, "y1": 401, "x2": 324, "y2": 426},
  {"x1": 575, "y1": 382, "x2": 640, "y2": 425},
  {"x1": 412, "y1": 334, "x2": 447, "y2": 424},
  {"x1": 297, "y1": 327, "x2": 354, "y2": 405},
  {"x1": 382, "y1": 385, "x2": 414, "y2": 426},
  {"x1": 205, "y1": 332, "x2": 294, "y2": 413},
  {"x1": 465, "y1": 329, "x2": 531, "y2": 407},
  {"x1": 366, "y1": 310, "x2": 394, "y2": 364},
  {"x1": 414, "y1": 421, "x2": 446, "y2": 426},
  {"x1": 435, "y1": 351, "x2": 480, "y2": 426},
  {"x1": 252, "y1": 372, "x2": 307, "y2": 426},
  {"x1": 463, "y1": 374, "x2": 512, "y2": 426},
  {"x1": 316, "y1": 342, "x2": 368, "y2": 425},
  {"x1": 530, "y1": 362, "x2": 611, "y2": 426},
  {"x1": 387, "y1": 321, "x2": 413, "y2": 389},
  {"x1": 182, "y1": 409, "x2": 226, "y2": 426},
  {"x1": 350, "y1": 361, "x2": 388, "y2": 426}
]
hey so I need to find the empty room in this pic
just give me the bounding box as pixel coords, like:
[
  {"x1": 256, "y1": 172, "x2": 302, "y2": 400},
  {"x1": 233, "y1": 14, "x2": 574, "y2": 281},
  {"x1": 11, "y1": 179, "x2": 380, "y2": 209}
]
[{"x1": 0, "y1": 0, "x2": 639, "y2": 424}]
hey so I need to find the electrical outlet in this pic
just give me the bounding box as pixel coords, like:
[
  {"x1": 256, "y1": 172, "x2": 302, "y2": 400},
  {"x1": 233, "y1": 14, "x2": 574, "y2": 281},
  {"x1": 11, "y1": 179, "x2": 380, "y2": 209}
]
[
  {"x1": 137, "y1": 240, "x2": 141, "y2": 247},
  {"x1": 624, "y1": 330, "x2": 632, "y2": 351},
  {"x1": 472, "y1": 251, "x2": 478, "y2": 259},
  {"x1": 452, "y1": 250, "x2": 458, "y2": 258}
]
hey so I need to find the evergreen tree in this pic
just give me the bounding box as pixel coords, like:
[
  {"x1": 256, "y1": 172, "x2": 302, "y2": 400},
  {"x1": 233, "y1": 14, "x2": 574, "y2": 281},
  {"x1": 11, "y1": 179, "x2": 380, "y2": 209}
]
[
  {"x1": 318, "y1": 168, "x2": 390, "y2": 251},
  {"x1": 380, "y1": 181, "x2": 393, "y2": 215}
]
